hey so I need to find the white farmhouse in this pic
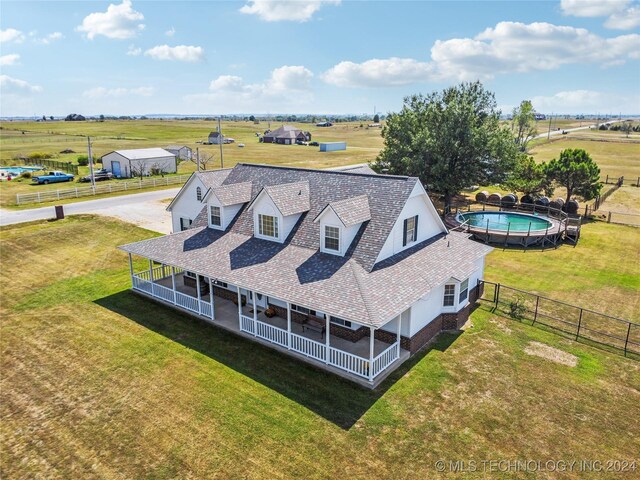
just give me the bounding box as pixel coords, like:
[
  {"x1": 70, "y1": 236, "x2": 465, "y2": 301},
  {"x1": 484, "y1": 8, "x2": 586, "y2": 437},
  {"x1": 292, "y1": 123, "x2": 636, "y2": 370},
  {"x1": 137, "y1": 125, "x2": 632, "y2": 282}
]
[
  {"x1": 119, "y1": 163, "x2": 491, "y2": 387},
  {"x1": 165, "y1": 145, "x2": 193, "y2": 162},
  {"x1": 101, "y1": 148, "x2": 177, "y2": 178}
]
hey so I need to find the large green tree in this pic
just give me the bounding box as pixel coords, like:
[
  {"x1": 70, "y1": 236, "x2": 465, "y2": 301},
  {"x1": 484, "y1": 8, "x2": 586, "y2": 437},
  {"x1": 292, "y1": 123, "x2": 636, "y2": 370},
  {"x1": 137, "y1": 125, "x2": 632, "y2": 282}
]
[
  {"x1": 502, "y1": 154, "x2": 550, "y2": 196},
  {"x1": 545, "y1": 148, "x2": 602, "y2": 204},
  {"x1": 511, "y1": 100, "x2": 537, "y2": 151},
  {"x1": 371, "y1": 81, "x2": 517, "y2": 210}
]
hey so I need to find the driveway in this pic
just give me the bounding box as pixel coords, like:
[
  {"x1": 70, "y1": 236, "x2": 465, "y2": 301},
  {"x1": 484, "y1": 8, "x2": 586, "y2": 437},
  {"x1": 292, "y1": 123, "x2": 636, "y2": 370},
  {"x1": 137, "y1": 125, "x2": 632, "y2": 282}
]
[{"x1": 0, "y1": 187, "x2": 179, "y2": 234}]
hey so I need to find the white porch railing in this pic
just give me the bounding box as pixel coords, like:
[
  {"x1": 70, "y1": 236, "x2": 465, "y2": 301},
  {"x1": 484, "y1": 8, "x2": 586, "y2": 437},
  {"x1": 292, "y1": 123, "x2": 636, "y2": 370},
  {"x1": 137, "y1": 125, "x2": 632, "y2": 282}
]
[
  {"x1": 134, "y1": 265, "x2": 170, "y2": 282},
  {"x1": 372, "y1": 341, "x2": 399, "y2": 378},
  {"x1": 239, "y1": 315, "x2": 255, "y2": 335},
  {"x1": 329, "y1": 347, "x2": 369, "y2": 379},
  {"x1": 176, "y1": 291, "x2": 199, "y2": 313},
  {"x1": 131, "y1": 273, "x2": 214, "y2": 320},
  {"x1": 255, "y1": 320, "x2": 288, "y2": 347},
  {"x1": 152, "y1": 283, "x2": 174, "y2": 303},
  {"x1": 290, "y1": 333, "x2": 326, "y2": 363}
]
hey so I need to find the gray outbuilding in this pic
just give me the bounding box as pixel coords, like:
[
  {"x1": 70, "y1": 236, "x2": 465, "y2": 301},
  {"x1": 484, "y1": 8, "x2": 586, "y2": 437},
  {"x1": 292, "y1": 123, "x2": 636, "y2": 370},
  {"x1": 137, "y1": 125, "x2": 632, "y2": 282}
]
[{"x1": 101, "y1": 148, "x2": 177, "y2": 178}]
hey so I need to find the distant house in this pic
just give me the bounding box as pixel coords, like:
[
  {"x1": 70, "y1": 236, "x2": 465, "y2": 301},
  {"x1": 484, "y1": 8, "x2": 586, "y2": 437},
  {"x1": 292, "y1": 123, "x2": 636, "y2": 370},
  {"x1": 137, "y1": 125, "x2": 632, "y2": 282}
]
[
  {"x1": 263, "y1": 125, "x2": 311, "y2": 145},
  {"x1": 101, "y1": 148, "x2": 177, "y2": 178},
  {"x1": 316, "y1": 121, "x2": 332, "y2": 127},
  {"x1": 165, "y1": 145, "x2": 193, "y2": 161},
  {"x1": 534, "y1": 113, "x2": 546, "y2": 121},
  {"x1": 208, "y1": 132, "x2": 223, "y2": 145}
]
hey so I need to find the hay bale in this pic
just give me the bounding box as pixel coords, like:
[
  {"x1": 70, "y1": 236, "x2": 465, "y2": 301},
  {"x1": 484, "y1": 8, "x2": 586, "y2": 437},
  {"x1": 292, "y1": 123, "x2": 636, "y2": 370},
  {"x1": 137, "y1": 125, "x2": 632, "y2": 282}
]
[
  {"x1": 534, "y1": 196, "x2": 550, "y2": 207},
  {"x1": 520, "y1": 194, "x2": 535, "y2": 207},
  {"x1": 501, "y1": 193, "x2": 518, "y2": 208},
  {"x1": 487, "y1": 192, "x2": 502, "y2": 204},
  {"x1": 475, "y1": 191, "x2": 488, "y2": 202},
  {"x1": 549, "y1": 198, "x2": 565, "y2": 211},
  {"x1": 565, "y1": 199, "x2": 579, "y2": 214}
]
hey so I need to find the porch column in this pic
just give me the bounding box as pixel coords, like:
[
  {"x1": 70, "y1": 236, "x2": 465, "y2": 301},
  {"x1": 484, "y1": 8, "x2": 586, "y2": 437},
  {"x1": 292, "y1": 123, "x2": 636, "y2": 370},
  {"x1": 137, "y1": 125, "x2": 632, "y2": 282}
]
[
  {"x1": 286, "y1": 302, "x2": 292, "y2": 350},
  {"x1": 368, "y1": 326, "x2": 375, "y2": 382},
  {"x1": 325, "y1": 315, "x2": 330, "y2": 364},
  {"x1": 148, "y1": 259, "x2": 154, "y2": 282},
  {"x1": 237, "y1": 288, "x2": 243, "y2": 329},
  {"x1": 396, "y1": 315, "x2": 402, "y2": 358},
  {"x1": 209, "y1": 278, "x2": 215, "y2": 320},
  {"x1": 171, "y1": 266, "x2": 177, "y2": 304},
  {"x1": 196, "y1": 274, "x2": 202, "y2": 314},
  {"x1": 252, "y1": 290, "x2": 258, "y2": 337},
  {"x1": 128, "y1": 253, "x2": 133, "y2": 286}
]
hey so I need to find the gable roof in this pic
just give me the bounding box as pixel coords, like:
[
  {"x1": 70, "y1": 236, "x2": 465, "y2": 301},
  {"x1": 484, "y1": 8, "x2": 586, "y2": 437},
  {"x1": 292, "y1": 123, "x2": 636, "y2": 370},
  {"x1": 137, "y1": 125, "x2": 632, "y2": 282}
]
[
  {"x1": 314, "y1": 195, "x2": 371, "y2": 227},
  {"x1": 109, "y1": 148, "x2": 175, "y2": 160},
  {"x1": 263, "y1": 125, "x2": 307, "y2": 140},
  {"x1": 166, "y1": 169, "x2": 231, "y2": 211},
  {"x1": 252, "y1": 180, "x2": 311, "y2": 217},
  {"x1": 208, "y1": 132, "x2": 221, "y2": 137},
  {"x1": 165, "y1": 145, "x2": 190, "y2": 150},
  {"x1": 205, "y1": 181, "x2": 253, "y2": 206}
]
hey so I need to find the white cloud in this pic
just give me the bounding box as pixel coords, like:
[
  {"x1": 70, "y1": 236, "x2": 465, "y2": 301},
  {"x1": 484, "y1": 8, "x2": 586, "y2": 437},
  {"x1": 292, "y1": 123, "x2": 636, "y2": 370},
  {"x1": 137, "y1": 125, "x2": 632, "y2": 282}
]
[
  {"x1": 144, "y1": 44, "x2": 204, "y2": 62},
  {"x1": 0, "y1": 28, "x2": 25, "y2": 43},
  {"x1": 82, "y1": 86, "x2": 155, "y2": 98},
  {"x1": 560, "y1": 0, "x2": 630, "y2": 17},
  {"x1": 531, "y1": 89, "x2": 640, "y2": 114},
  {"x1": 240, "y1": 0, "x2": 340, "y2": 22},
  {"x1": 0, "y1": 54, "x2": 20, "y2": 66},
  {"x1": 165, "y1": 26, "x2": 175, "y2": 37},
  {"x1": 322, "y1": 58, "x2": 433, "y2": 87},
  {"x1": 561, "y1": 0, "x2": 640, "y2": 30},
  {"x1": 127, "y1": 45, "x2": 142, "y2": 56},
  {"x1": 186, "y1": 65, "x2": 314, "y2": 111},
  {"x1": 605, "y1": 6, "x2": 640, "y2": 29},
  {"x1": 34, "y1": 32, "x2": 64, "y2": 45},
  {"x1": 0, "y1": 75, "x2": 43, "y2": 93},
  {"x1": 76, "y1": 0, "x2": 145, "y2": 40},
  {"x1": 430, "y1": 22, "x2": 640, "y2": 80}
]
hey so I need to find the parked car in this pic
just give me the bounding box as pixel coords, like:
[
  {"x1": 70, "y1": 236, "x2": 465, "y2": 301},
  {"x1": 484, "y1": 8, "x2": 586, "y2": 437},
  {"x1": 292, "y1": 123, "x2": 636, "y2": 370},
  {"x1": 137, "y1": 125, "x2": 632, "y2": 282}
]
[
  {"x1": 308, "y1": 141, "x2": 319, "y2": 147},
  {"x1": 296, "y1": 140, "x2": 308, "y2": 145},
  {"x1": 238, "y1": 143, "x2": 245, "y2": 148},
  {"x1": 78, "y1": 169, "x2": 113, "y2": 182},
  {"x1": 32, "y1": 171, "x2": 74, "y2": 185}
]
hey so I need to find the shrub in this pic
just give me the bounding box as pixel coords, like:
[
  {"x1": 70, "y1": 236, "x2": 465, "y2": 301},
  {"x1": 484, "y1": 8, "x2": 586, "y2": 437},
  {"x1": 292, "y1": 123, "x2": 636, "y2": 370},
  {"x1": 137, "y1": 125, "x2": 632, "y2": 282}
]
[
  {"x1": 20, "y1": 171, "x2": 32, "y2": 179},
  {"x1": 77, "y1": 155, "x2": 89, "y2": 166},
  {"x1": 28, "y1": 152, "x2": 54, "y2": 160},
  {"x1": 509, "y1": 296, "x2": 527, "y2": 319}
]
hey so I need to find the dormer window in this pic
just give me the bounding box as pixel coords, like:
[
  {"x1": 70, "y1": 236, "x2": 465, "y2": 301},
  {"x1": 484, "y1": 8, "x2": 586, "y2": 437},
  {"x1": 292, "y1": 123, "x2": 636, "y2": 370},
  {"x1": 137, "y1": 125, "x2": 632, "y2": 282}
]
[
  {"x1": 210, "y1": 206, "x2": 221, "y2": 227},
  {"x1": 196, "y1": 187, "x2": 202, "y2": 201},
  {"x1": 258, "y1": 214, "x2": 279, "y2": 239},
  {"x1": 324, "y1": 225, "x2": 340, "y2": 252},
  {"x1": 403, "y1": 215, "x2": 418, "y2": 246}
]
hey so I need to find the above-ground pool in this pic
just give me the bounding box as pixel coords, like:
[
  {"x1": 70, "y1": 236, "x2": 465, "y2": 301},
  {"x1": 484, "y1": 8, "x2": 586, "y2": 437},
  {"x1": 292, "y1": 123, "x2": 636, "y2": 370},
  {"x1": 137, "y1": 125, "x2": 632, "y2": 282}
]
[
  {"x1": 0, "y1": 166, "x2": 42, "y2": 177},
  {"x1": 458, "y1": 211, "x2": 552, "y2": 232}
]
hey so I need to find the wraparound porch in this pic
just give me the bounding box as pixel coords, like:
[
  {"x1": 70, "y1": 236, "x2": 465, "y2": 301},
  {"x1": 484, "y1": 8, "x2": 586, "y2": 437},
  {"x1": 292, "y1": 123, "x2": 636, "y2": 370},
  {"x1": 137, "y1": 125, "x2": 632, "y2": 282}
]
[{"x1": 127, "y1": 255, "x2": 409, "y2": 387}]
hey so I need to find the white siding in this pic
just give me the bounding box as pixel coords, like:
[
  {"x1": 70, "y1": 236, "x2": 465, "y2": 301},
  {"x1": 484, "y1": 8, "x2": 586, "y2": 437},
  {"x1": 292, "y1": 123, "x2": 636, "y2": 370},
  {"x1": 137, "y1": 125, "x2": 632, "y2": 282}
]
[
  {"x1": 318, "y1": 207, "x2": 361, "y2": 256},
  {"x1": 170, "y1": 176, "x2": 207, "y2": 233},
  {"x1": 207, "y1": 195, "x2": 244, "y2": 230},
  {"x1": 375, "y1": 182, "x2": 446, "y2": 264},
  {"x1": 252, "y1": 193, "x2": 301, "y2": 243},
  {"x1": 102, "y1": 152, "x2": 176, "y2": 178}
]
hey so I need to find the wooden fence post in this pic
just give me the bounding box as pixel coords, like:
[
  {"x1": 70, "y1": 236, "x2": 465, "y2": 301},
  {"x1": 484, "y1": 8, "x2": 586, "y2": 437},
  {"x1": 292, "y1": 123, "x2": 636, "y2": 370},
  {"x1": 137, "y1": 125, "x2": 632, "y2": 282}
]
[
  {"x1": 495, "y1": 283, "x2": 500, "y2": 305},
  {"x1": 533, "y1": 296, "x2": 540, "y2": 324},
  {"x1": 576, "y1": 309, "x2": 583, "y2": 340},
  {"x1": 607, "y1": 211, "x2": 612, "y2": 223},
  {"x1": 624, "y1": 323, "x2": 631, "y2": 357}
]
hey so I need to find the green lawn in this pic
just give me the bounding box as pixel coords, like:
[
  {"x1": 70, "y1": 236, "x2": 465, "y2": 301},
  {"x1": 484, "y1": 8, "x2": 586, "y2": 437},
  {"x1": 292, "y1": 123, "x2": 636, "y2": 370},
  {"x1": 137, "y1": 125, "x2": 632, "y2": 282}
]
[{"x1": 1, "y1": 216, "x2": 638, "y2": 478}]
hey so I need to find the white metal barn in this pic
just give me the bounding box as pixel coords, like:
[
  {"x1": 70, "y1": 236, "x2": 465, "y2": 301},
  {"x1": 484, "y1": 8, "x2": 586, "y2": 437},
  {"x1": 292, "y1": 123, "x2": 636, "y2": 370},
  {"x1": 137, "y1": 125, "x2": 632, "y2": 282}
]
[{"x1": 102, "y1": 148, "x2": 177, "y2": 178}]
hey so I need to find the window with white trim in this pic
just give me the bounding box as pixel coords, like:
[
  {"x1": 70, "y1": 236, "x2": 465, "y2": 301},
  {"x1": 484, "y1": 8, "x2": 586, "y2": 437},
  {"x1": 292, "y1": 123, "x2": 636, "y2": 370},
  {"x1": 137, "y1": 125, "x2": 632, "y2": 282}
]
[
  {"x1": 210, "y1": 206, "x2": 221, "y2": 227},
  {"x1": 330, "y1": 316, "x2": 352, "y2": 328},
  {"x1": 324, "y1": 225, "x2": 340, "y2": 252},
  {"x1": 258, "y1": 214, "x2": 279, "y2": 238},
  {"x1": 459, "y1": 279, "x2": 469, "y2": 304},
  {"x1": 196, "y1": 186, "x2": 202, "y2": 201},
  {"x1": 291, "y1": 304, "x2": 317, "y2": 317},
  {"x1": 443, "y1": 284, "x2": 455, "y2": 307},
  {"x1": 403, "y1": 215, "x2": 418, "y2": 246},
  {"x1": 180, "y1": 217, "x2": 192, "y2": 231}
]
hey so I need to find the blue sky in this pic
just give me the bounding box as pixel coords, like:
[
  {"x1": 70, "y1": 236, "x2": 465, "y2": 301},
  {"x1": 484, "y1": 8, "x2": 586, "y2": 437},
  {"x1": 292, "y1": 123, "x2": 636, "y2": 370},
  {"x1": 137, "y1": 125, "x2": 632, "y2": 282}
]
[{"x1": 1, "y1": 0, "x2": 639, "y2": 117}]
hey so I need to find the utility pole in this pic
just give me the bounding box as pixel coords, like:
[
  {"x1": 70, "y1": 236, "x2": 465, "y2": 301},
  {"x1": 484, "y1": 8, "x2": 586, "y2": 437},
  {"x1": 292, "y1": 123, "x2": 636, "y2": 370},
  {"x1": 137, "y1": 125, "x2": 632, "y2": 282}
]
[
  {"x1": 196, "y1": 147, "x2": 200, "y2": 172},
  {"x1": 547, "y1": 113, "x2": 553, "y2": 141},
  {"x1": 87, "y1": 136, "x2": 95, "y2": 190},
  {"x1": 218, "y1": 117, "x2": 224, "y2": 169}
]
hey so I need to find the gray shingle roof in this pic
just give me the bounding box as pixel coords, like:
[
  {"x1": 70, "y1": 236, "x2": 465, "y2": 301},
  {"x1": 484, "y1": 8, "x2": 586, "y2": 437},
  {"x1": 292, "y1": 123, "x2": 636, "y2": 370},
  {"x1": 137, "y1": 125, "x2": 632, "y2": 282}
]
[
  {"x1": 263, "y1": 125, "x2": 306, "y2": 140},
  {"x1": 216, "y1": 163, "x2": 418, "y2": 272},
  {"x1": 259, "y1": 181, "x2": 310, "y2": 216},
  {"x1": 119, "y1": 228, "x2": 491, "y2": 328},
  {"x1": 209, "y1": 181, "x2": 253, "y2": 206},
  {"x1": 197, "y1": 169, "x2": 232, "y2": 190},
  {"x1": 319, "y1": 195, "x2": 371, "y2": 227},
  {"x1": 336, "y1": 165, "x2": 377, "y2": 175}
]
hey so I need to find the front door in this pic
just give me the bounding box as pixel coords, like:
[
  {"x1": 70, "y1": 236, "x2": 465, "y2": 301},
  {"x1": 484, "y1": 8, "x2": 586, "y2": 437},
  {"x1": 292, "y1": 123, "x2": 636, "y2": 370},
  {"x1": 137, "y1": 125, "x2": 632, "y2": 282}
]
[{"x1": 111, "y1": 160, "x2": 121, "y2": 177}]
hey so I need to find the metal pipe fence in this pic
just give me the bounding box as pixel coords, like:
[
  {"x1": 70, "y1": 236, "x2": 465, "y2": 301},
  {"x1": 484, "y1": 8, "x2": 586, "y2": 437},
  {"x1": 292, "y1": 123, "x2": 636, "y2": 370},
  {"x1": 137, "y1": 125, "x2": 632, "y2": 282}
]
[
  {"x1": 478, "y1": 280, "x2": 639, "y2": 358},
  {"x1": 15, "y1": 174, "x2": 191, "y2": 205}
]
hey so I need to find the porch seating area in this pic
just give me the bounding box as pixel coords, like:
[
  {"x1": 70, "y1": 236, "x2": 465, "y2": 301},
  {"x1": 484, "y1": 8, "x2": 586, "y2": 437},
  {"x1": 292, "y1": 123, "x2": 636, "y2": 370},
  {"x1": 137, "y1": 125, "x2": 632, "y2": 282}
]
[{"x1": 128, "y1": 261, "x2": 408, "y2": 386}]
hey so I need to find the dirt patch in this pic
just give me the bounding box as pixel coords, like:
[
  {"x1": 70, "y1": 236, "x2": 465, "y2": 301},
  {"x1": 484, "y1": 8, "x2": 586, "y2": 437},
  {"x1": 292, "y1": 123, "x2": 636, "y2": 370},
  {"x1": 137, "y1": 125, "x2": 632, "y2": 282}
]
[{"x1": 524, "y1": 341, "x2": 578, "y2": 367}]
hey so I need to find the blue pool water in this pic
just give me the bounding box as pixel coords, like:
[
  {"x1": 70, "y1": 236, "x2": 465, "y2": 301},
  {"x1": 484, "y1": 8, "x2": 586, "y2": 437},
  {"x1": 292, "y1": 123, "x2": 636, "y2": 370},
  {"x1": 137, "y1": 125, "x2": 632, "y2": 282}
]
[
  {"x1": 459, "y1": 211, "x2": 552, "y2": 232},
  {"x1": 0, "y1": 166, "x2": 42, "y2": 176}
]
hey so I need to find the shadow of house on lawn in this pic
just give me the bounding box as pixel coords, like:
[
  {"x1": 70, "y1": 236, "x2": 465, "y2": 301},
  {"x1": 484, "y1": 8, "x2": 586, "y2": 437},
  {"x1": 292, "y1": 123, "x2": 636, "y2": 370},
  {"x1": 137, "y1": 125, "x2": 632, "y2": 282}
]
[{"x1": 95, "y1": 290, "x2": 461, "y2": 430}]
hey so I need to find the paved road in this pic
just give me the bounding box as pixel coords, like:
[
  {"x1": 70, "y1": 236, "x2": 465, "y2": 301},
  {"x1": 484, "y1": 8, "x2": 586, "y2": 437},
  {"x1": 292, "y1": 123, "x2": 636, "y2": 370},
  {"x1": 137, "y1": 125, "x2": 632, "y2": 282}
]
[
  {"x1": 533, "y1": 120, "x2": 623, "y2": 140},
  {"x1": 0, "y1": 187, "x2": 180, "y2": 233}
]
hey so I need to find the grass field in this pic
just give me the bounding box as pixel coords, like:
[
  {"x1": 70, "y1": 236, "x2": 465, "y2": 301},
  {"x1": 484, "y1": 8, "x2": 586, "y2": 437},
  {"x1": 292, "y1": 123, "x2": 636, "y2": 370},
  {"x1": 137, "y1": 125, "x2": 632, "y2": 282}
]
[
  {"x1": 0, "y1": 119, "x2": 383, "y2": 208},
  {"x1": 1, "y1": 215, "x2": 639, "y2": 478}
]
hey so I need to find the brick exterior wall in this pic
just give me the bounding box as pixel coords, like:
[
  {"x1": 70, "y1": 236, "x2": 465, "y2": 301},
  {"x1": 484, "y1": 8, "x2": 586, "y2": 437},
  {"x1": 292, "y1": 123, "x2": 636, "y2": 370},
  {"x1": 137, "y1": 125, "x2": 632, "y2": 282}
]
[{"x1": 213, "y1": 286, "x2": 245, "y2": 304}]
